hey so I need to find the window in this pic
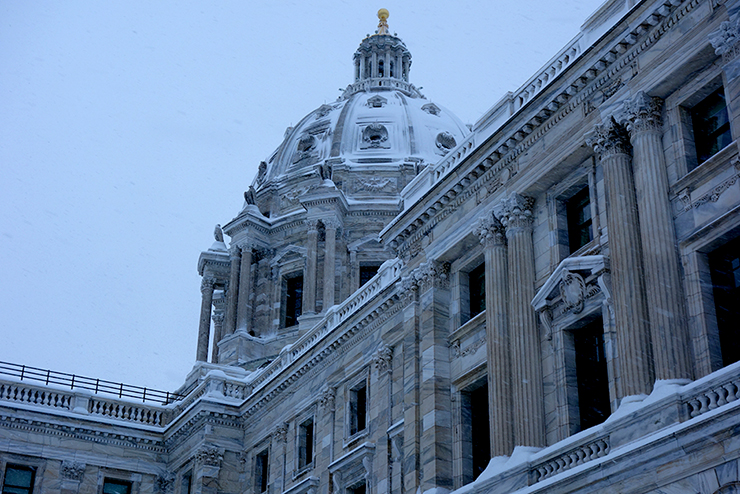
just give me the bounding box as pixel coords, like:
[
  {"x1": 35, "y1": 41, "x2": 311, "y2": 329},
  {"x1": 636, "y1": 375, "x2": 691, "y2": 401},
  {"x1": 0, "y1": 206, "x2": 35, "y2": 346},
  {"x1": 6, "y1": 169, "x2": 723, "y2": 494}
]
[
  {"x1": 298, "y1": 417, "x2": 314, "y2": 469},
  {"x1": 180, "y1": 471, "x2": 192, "y2": 494},
  {"x1": 2, "y1": 465, "x2": 35, "y2": 494},
  {"x1": 691, "y1": 86, "x2": 732, "y2": 165},
  {"x1": 709, "y1": 235, "x2": 740, "y2": 367},
  {"x1": 103, "y1": 479, "x2": 132, "y2": 494},
  {"x1": 349, "y1": 381, "x2": 368, "y2": 436},
  {"x1": 347, "y1": 481, "x2": 367, "y2": 494},
  {"x1": 359, "y1": 265, "x2": 380, "y2": 288},
  {"x1": 468, "y1": 263, "x2": 485, "y2": 317},
  {"x1": 566, "y1": 186, "x2": 593, "y2": 253},
  {"x1": 284, "y1": 275, "x2": 303, "y2": 327},
  {"x1": 460, "y1": 379, "x2": 490, "y2": 483},
  {"x1": 255, "y1": 450, "x2": 269, "y2": 493},
  {"x1": 378, "y1": 59, "x2": 384, "y2": 77},
  {"x1": 573, "y1": 319, "x2": 611, "y2": 431}
]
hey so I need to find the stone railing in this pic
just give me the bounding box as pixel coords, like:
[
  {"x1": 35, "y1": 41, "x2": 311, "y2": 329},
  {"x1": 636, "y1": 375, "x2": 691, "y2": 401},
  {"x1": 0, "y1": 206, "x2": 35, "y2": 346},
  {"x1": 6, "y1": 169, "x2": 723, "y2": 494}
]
[
  {"x1": 0, "y1": 381, "x2": 73, "y2": 410},
  {"x1": 250, "y1": 258, "x2": 404, "y2": 393},
  {"x1": 341, "y1": 78, "x2": 422, "y2": 98},
  {"x1": 531, "y1": 436, "x2": 610, "y2": 483},
  {"x1": 682, "y1": 362, "x2": 740, "y2": 419},
  {"x1": 89, "y1": 397, "x2": 165, "y2": 426}
]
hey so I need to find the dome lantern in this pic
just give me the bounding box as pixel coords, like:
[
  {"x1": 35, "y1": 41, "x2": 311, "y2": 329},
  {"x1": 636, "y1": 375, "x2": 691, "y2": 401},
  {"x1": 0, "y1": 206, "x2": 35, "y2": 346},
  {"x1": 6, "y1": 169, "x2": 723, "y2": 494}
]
[{"x1": 352, "y1": 9, "x2": 412, "y2": 85}]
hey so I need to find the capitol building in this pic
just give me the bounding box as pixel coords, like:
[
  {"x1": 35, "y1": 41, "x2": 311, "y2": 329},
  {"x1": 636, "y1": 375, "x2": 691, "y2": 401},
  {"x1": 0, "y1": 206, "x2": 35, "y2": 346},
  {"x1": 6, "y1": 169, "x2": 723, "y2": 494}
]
[{"x1": 2, "y1": 1, "x2": 740, "y2": 493}]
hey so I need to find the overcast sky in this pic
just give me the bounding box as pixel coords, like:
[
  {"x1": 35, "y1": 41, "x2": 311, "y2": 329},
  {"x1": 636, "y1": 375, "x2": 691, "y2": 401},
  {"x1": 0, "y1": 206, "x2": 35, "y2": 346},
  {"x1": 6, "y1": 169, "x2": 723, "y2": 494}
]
[{"x1": 0, "y1": 1, "x2": 606, "y2": 392}]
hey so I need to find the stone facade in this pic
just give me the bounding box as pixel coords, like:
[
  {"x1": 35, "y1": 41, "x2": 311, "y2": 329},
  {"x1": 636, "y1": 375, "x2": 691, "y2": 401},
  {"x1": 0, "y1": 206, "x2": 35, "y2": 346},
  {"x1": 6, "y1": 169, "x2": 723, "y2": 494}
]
[{"x1": 3, "y1": 2, "x2": 740, "y2": 494}]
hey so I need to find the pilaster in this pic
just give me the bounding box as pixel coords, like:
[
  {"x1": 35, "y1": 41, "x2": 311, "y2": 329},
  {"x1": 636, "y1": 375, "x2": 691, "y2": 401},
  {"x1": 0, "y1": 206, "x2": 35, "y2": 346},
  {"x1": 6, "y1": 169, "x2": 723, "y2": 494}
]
[
  {"x1": 624, "y1": 93, "x2": 692, "y2": 382},
  {"x1": 495, "y1": 192, "x2": 545, "y2": 448},
  {"x1": 197, "y1": 277, "x2": 215, "y2": 362},
  {"x1": 588, "y1": 118, "x2": 654, "y2": 399},
  {"x1": 224, "y1": 247, "x2": 241, "y2": 336},
  {"x1": 305, "y1": 220, "x2": 320, "y2": 315},
  {"x1": 236, "y1": 243, "x2": 254, "y2": 333},
  {"x1": 323, "y1": 219, "x2": 340, "y2": 311},
  {"x1": 474, "y1": 212, "x2": 514, "y2": 457}
]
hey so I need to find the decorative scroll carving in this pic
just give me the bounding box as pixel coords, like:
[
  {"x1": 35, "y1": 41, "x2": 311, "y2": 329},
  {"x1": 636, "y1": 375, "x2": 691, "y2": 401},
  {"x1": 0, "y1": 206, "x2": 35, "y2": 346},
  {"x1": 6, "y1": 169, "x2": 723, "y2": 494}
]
[
  {"x1": 60, "y1": 461, "x2": 86, "y2": 481},
  {"x1": 362, "y1": 123, "x2": 389, "y2": 148},
  {"x1": 624, "y1": 92, "x2": 663, "y2": 134},
  {"x1": 709, "y1": 15, "x2": 740, "y2": 63},
  {"x1": 450, "y1": 336, "x2": 486, "y2": 359},
  {"x1": 274, "y1": 423, "x2": 289, "y2": 443},
  {"x1": 373, "y1": 345, "x2": 393, "y2": 372},
  {"x1": 319, "y1": 387, "x2": 336, "y2": 411},
  {"x1": 435, "y1": 132, "x2": 457, "y2": 153},
  {"x1": 495, "y1": 192, "x2": 535, "y2": 231},
  {"x1": 587, "y1": 117, "x2": 631, "y2": 159},
  {"x1": 196, "y1": 446, "x2": 223, "y2": 467},
  {"x1": 201, "y1": 277, "x2": 216, "y2": 294},
  {"x1": 354, "y1": 176, "x2": 394, "y2": 193},
  {"x1": 559, "y1": 270, "x2": 586, "y2": 314},
  {"x1": 412, "y1": 261, "x2": 450, "y2": 292}
]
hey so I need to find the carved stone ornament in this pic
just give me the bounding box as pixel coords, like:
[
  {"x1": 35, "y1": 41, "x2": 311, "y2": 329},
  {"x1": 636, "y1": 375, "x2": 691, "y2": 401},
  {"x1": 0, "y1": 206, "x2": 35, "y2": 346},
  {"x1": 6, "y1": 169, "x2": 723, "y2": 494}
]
[
  {"x1": 362, "y1": 123, "x2": 389, "y2": 148},
  {"x1": 196, "y1": 446, "x2": 223, "y2": 467},
  {"x1": 587, "y1": 117, "x2": 631, "y2": 159},
  {"x1": 274, "y1": 423, "x2": 289, "y2": 443},
  {"x1": 244, "y1": 185, "x2": 257, "y2": 205},
  {"x1": 316, "y1": 104, "x2": 334, "y2": 118},
  {"x1": 559, "y1": 270, "x2": 586, "y2": 314},
  {"x1": 709, "y1": 15, "x2": 740, "y2": 62},
  {"x1": 256, "y1": 160, "x2": 267, "y2": 184},
  {"x1": 373, "y1": 345, "x2": 393, "y2": 372},
  {"x1": 624, "y1": 92, "x2": 663, "y2": 135},
  {"x1": 319, "y1": 386, "x2": 336, "y2": 411},
  {"x1": 367, "y1": 95, "x2": 387, "y2": 108},
  {"x1": 355, "y1": 176, "x2": 394, "y2": 193},
  {"x1": 306, "y1": 219, "x2": 321, "y2": 232},
  {"x1": 421, "y1": 102, "x2": 441, "y2": 116},
  {"x1": 294, "y1": 134, "x2": 318, "y2": 164},
  {"x1": 317, "y1": 162, "x2": 333, "y2": 181},
  {"x1": 201, "y1": 277, "x2": 216, "y2": 294},
  {"x1": 322, "y1": 217, "x2": 341, "y2": 231},
  {"x1": 409, "y1": 260, "x2": 450, "y2": 292},
  {"x1": 473, "y1": 213, "x2": 506, "y2": 246},
  {"x1": 214, "y1": 224, "x2": 224, "y2": 242},
  {"x1": 435, "y1": 131, "x2": 457, "y2": 152},
  {"x1": 495, "y1": 192, "x2": 535, "y2": 232},
  {"x1": 156, "y1": 472, "x2": 175, "y2": 494},
  {"x1": 60, "y1": 461, "x2": 86, "y2": 482},
  {"x1": 282, "y1": 185, "x2": 310, "y2": 206}
]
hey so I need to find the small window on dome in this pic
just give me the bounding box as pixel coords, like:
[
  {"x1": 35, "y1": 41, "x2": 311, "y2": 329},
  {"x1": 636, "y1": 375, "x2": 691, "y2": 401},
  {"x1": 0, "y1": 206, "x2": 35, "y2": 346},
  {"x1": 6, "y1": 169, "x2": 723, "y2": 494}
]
[
  {"x1": 378, "y1": 60, "x2": 384, "y2": 77},
  {"x1": 390, "y1": 60, "x2": 394, "y2": 78}
]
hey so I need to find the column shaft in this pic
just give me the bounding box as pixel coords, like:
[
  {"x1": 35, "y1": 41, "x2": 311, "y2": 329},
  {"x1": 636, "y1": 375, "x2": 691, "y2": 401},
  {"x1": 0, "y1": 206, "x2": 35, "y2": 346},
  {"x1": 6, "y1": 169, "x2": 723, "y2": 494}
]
[
  {"x1": 196, "y1": 279, "x2": 215, "y2": 362},
  {"x1": 304, "y1": 221, "x2": 319, "y2": 314},
  {"x1": 224, "y1": 250, "x2": 241, "y2": 335},
  {"x1": 236, "y1": 246, "x2": 253, "y2": 333},
  {"x1": 323, "y1": 224, "x2": 337, "y2": 310}
]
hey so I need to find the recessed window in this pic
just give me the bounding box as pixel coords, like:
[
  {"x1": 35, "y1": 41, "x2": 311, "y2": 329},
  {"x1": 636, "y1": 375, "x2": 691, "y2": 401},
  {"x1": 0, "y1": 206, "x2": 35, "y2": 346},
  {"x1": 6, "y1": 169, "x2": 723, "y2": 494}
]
[
  {"x1": 573, "y1": 319, "x2": 611, "y2": 431},
  {"x1": 255, "y1": 449, "x2": 269, "y2": 493},
  {"x1": 298, "y1": 417, "x2": 314, "y2": 469},
  {"x1": 691, "y1": 86, "x2": 732, "y2": 165},
  {"x1": 103, "y1": 479, "x2": 132, "y2": 494},
  {"x1": 350, "y1": 381, "x2": 368, "y2": 436},
  {"x1": 359, "y1": 265, "x2": 380, "y2": 288},
  {"x1": 347, "y1": 481, "x2": 367, "y2": 494},
  {"x1": 2, "y1": 465, "x2": 35, "y2": 494},
  {"x1": 469, "y1": 263, "x2": 485, "y2": 317},
  {"x1": 709, "y1": 235, "x2": 740, "y2": 367},
  {"x1": 284, "y1": 275, "x2": 303, "y2": 328},
  {"x1": 460, "y1": 379, "x2": 490, "y2": 483},
  {"x1": 180, "y1": 471, "x2": 192, "y2": 494},
  {"x1": 566, "y1": 186, "x2": 593, "y2": 254}
]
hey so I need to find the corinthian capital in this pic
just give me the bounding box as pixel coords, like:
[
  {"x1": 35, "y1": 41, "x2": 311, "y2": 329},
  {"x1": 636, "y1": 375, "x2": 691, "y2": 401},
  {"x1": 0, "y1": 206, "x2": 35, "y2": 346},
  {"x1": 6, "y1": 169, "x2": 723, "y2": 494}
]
[
  {"x1": 709, "y1": 15, "x2": 740, "y2": 63},
  {"x1": 322, "y1": 218, "x2": 341, "y2": 231},
  {"x1": 473, "y1": 212, "x2": 506, "y2": 246},
  {"x1": 495, "y1": 192, "x2": 534, "y2": 232},
  {"x1": 305, "y1": 219, "x2": 321, "y2": 232},
  {"x1": 624, "y1": 92, "x2": 663, "y2": 135},
  {"x1": 200, "y1": 277, "x2": 216, "y2": 293},
  {"x1": 586, "y1": 117, "x2": 631, "y2": 159}
]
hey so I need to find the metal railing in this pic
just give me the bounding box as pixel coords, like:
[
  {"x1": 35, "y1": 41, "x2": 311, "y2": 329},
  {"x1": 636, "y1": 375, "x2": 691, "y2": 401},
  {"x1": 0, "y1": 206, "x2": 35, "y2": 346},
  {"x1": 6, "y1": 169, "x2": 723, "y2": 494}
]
[{"x1": 0, "y1": 361, "x2": 183, "y2": 405}]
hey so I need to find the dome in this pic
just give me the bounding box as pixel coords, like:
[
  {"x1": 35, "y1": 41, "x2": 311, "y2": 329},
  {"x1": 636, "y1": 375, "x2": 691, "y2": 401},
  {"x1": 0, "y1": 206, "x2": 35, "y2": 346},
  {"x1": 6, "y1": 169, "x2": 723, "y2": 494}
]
[{"x1": 249, "y1": 11, "x2": 470, "y2": 215}]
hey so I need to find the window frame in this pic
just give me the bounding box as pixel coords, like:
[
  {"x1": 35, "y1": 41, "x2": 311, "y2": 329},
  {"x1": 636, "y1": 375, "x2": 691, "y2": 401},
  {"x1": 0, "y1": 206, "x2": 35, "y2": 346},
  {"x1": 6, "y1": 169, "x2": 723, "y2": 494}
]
[
  {"x1": 282, "y1": 272, "x2": 304, "y2": 329},
  {"x1": 254, "y1": 448, "x2": 270, "y2": 494},
  {"x1": 345, "y1": 369, "x2": 370, "y2": 444},
  {"x1": 2, "y1": 464, "x2": 36, "y2": 494},
  {"x1": 102, "y1": 478, "x2": 133, "y2": 494}
]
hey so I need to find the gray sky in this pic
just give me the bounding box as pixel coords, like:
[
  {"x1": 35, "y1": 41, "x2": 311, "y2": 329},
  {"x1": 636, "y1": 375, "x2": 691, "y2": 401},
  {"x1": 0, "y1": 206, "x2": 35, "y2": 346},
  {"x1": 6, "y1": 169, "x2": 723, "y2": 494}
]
[{"x1": 0, "y1": 1, "x2": 606, "y2": 392}]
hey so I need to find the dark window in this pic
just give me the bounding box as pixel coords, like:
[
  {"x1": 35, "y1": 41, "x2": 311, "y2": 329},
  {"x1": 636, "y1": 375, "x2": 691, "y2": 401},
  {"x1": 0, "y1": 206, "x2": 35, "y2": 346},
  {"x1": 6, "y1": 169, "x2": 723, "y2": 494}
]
[
  {"x1": 103, "y1": 479, "x2": 132, "y2": 494},
  {"x1": 255, "y1": 450, "x2": 269, "y2": 493},
  {"x1": 298, "y1": 417, "x2": 314, "y2": 468},
  {"x1": 378, "y1": 60, "x2": 384, "y2": 77},
  {"x1": 469, "y1": 264, "x2": 486, "y2": 316},
  {"x1": 574, "y1": 320, "x2": 611, "y2": 430},
  {"x1": 566, "y1": 187, "x2": 593, "y2": 253},
  {"x1": 347, "y1": 482, "x2": 366, "y2": 494},
  {"x1": 461, "y1": 380, "x2": 490, "y2": 484},
  {"x1": 285, "y1": 275, "x2": 303, "y2": 327},
  {"x1": 2, "y1": 465, "x2": 35, "y2": 494},
  {"x1": 359, "y1": 265, "x2": 380, "y2": 287},
  {"x1": 350, "y1": 381, "x2": 368, "y2": 436},
  {"x1": 691, "y1": 87, "x2": 732, "y2": 164},
  {"x1": 709, "y1": 235, "x2": 740, "y2": 366},
  {"x1": 181, "y1": 471, "x2": 192, "y2": 494}
]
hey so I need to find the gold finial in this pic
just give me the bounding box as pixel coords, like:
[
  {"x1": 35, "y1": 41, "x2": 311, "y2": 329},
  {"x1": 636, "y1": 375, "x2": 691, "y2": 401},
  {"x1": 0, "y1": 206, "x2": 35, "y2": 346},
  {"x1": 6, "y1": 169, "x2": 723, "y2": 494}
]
[{"x1": 377, "y1": 8, "x2": 389, "y2": 35}]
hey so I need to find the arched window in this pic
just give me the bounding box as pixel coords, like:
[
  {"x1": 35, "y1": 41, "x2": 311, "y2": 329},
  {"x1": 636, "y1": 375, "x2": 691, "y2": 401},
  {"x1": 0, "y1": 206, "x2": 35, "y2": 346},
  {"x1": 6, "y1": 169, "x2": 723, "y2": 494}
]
[
  {"x1": 378, "y1": 59, "x2": 384, "y2": 78},
  {"x1": 390, "y1": 60, "x2": 394, "y2": 78}
]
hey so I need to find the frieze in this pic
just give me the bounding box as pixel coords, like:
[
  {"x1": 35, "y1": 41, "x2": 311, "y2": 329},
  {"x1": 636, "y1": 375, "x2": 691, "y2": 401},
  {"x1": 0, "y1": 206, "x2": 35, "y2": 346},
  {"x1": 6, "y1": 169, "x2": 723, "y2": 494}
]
[
  {"x1": 675, "y1": 160, "x2": 740, "y2": 215},
  {"x1": 353, "y1": 176, "x2": 395, "y2": 194}
]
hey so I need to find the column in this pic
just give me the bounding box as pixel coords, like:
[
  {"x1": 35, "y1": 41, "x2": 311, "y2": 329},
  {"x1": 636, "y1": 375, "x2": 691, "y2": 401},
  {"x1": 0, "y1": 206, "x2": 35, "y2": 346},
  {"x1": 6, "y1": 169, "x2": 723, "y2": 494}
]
[
  {"x1": 496, "y1": 193, "x2": 545, "y2": 448},
  {"x1": 588, "y1": 118, "x2": 653, "y2": 398},
  {"x1": 349, "y1": 248, "x2": 359, "y2": 294},
  {"x1": 400, "y1": 279, "x2": 421, "y2": 494},
  {"x1": 625, "y1": 93, "x2": 692, "y2": 382},
  {"x1": 196, "y1": 277, "x2": 215, "y2": 362},
  {"x1": 211, "y1": 311, "x2": 224, "y2": 363},
  {"x1": 474, "y1": 214, "x2": 514, "y2": 457},
  {"x1": 709, "y1": 15, "x2": 740, "y2": 143},
  {"x1": 224, "y1": 247, "x2": 241, "y2": 335},
  {"x1": 323, "y1": 219, "x2": 339, "y2": 311},
  {"x1": 236, "y1": 243, "x2": 253, "y2": 333},
  {"x1": 304, "y1": 219, "x2": 319, "y2": 315}
]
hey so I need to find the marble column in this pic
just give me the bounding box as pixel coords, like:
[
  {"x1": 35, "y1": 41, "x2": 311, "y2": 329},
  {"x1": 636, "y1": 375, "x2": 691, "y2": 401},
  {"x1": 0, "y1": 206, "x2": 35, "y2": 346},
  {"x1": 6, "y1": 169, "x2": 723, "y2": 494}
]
[
  {"x1": 474, "y1": 213, "x2": 514, "y2": 457},
  {"x1": 304, "y1": 220, "x2": 319, "y2": 315},
  {"x1": 625, "y1": 93, "x2": 692, "y2": 382},
  {"x1": 211, "y1": 310, "x2": 224, "y2": 363},
  {"x1": 236, "y1": 243, "x2": 253, "y2": 333},
  {"x1": 323, "y1": 219, "x2": 339, "y2": 311},
  {"x1": 709, "y1": 15, "x2": 740, "y2": 143},
  {"x1": 588, "y1": 118, "x2": 653, "y2": 398},
  {"x1": 224, "y1": 247, "x2": 241, "y2": 336},
  {"x1": 196, "y1": 277, "x2": 215, "y2": 362},
  {"x1": 349, "y1": 248, "x2": 359, "y2": 294},
  {"x1": 400, "y1": 280, "x2": 421, "y2": 494},
  {"x1": 496, "y1": 193, "x2": 545, "y2": 448}
]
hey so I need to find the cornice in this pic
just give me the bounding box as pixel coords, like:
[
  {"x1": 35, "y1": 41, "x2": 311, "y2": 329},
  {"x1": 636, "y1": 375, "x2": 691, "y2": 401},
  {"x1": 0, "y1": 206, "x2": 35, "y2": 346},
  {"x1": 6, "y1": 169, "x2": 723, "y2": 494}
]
[{"x1": 383, "y1": 0, "x2": 700, "y2": 258}]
